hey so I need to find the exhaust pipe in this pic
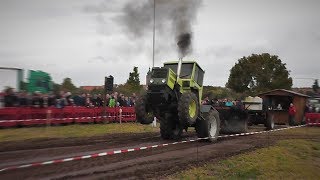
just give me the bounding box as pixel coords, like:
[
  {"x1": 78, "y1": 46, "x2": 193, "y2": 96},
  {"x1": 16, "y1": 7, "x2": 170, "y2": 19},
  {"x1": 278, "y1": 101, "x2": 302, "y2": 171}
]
[{"x1": 177, "y1": 58, "x2": 182, "y2": 80}]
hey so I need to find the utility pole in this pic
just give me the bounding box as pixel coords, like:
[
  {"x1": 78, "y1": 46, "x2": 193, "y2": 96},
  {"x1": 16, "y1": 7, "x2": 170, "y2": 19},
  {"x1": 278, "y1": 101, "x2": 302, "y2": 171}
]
[{"x1": 152, "y1": 0, "x2": 156, "y2": 68}]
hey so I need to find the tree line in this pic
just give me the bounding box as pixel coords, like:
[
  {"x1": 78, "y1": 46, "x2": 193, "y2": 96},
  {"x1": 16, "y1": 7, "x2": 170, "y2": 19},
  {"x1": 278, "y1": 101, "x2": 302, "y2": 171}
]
[{"x1": 14, "y1": 53, "x2": 319, "y2": 99}]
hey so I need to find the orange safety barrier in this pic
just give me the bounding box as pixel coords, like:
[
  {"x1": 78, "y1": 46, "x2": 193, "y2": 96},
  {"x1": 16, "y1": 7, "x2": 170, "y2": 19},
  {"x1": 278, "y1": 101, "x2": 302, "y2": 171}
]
[
  {"x1": 0, "y1": 106, "x2": 137, "y2": 127},
  {"x1": 305, "y1": 113, "x2": 320, "y2": 126}
]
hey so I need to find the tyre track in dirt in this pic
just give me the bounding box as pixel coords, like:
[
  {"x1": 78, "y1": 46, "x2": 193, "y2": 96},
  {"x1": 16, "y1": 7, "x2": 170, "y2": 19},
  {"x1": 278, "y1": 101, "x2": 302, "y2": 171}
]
[{"x1": 0, "y1": 126, "x2": 318, "y2": 179}]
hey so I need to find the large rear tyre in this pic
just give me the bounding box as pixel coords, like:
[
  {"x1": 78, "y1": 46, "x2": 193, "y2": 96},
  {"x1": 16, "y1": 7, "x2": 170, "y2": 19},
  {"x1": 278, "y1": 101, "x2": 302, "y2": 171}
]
[
  {"x1": 135, "y1": 94, "x2": 153, "y2": 124},
  {"x1": 178, "y1": 92, "x2": 199, "y2": 125},
  {"x1": 195, "y1": 109, "x2": 220, "y2": 142},
  {"x1": 160, "y1": 113, "x2": 182, "y2": 140},
  {"x1": 265, "y1": 112, "x2": 275, "y2": 130}
]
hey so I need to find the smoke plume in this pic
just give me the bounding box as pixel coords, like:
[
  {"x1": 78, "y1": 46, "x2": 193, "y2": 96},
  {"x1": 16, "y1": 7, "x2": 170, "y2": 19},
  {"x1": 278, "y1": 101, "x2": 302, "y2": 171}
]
[{"x1": 117, "y1": 0, "x2": 202, "y2": 58}]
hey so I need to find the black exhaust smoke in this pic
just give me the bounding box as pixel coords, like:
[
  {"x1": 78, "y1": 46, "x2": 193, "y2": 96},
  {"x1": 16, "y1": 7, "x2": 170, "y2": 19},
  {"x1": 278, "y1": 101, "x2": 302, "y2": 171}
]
[
  {"x1": 114, "y1": 0, "x2": 202, "y2": 58},
  {"x1": 177, "y1": 33, "x2": 192, "y2": 58}
]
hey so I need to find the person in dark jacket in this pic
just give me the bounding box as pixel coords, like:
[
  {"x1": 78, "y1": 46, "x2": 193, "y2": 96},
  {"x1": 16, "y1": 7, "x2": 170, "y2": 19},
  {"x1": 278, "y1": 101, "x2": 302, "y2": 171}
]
[
  {"x1": 4, "y1": 88, "x2": 18, "y2": 107},
  {"x1": 48, "y1": 93, "x2": 56, "y2": 107},
  {"x1": 73, "y1": 93, "x2": 83, "y2": 106},
  {"x1": 31, "y1": 91, "x2": 43, "y2": 108},
  {"x1": 18, "y1": 91, "x2": 29, "y2": 107},
  {"x1": 96, "y1": 94, "x2": 103, "y2": 107}
]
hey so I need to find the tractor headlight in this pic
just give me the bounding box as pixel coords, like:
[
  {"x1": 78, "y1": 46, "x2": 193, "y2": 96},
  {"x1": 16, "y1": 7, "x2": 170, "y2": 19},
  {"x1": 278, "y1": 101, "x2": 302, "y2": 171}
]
[
  {"x1": 161, "y1": 79, "x2": 166, "y2": 83},
  {"x1": 149, "y1": 79, "x2": 154, "y2": 84}
]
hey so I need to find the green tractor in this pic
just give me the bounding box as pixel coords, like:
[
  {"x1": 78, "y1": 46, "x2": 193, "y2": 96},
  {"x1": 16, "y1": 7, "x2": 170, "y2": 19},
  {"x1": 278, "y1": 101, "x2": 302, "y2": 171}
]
[{"x1": 135, "y1": 60, "x2": 220, "y2": 141}]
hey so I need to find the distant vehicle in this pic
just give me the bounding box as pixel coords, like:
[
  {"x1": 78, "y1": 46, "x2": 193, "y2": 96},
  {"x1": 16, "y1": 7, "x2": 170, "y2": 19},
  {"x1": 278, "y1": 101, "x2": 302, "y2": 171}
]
[
  {"x1": 243, "y1": 96, "x2": 275, "y2": 130},
  {"x1": 308, "y1": 98, "x2": 320, "y2": 113}
]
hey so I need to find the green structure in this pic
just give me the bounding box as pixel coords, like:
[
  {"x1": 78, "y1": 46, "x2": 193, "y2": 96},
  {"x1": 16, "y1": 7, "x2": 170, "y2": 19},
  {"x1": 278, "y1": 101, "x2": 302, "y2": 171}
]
[{"x1": 27, "y1": 70, "x2": 53, "y2": 93}]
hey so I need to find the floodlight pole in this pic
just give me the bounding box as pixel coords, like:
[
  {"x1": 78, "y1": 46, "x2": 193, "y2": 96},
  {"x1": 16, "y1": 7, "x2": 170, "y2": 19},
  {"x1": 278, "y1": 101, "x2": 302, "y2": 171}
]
[{"x1": 152, "y1": 0, "x2": 156, "y2": 68}]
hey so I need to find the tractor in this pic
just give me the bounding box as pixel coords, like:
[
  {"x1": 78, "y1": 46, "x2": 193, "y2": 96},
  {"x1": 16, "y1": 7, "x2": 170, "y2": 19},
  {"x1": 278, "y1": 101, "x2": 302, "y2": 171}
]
[{"x1": 135, "y1": 60, "x2": 220, "y2": 141}]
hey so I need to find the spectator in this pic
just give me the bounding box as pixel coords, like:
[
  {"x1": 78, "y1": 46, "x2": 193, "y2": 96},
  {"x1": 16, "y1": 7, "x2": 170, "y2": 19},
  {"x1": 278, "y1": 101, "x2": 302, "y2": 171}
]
[
  {"x1": 4, "y1": 88, "x2": 18, "y2": 107},
  {"x1": 80, "y1": 93, "x2": 86, "y2": 106},
  {"x1": 235, "y1": 99, "x2": 243, "y2": 109},
  {"x1": 119, "y1": 94, "x2": 126, "y2": 107},
  {"x1": 129, "y1": 97, "x2": 135, "y2": 106},
  {"x1": 48, "y1": 93, "x2": 56, "y2": 107},
  {"x1": 55, "y1": 91, "x2": 66, "y2": 108},
  {"x1": 65, "y1": 92, "x2": 73, "y2": 106},
  {"x1": 32, "y1": 91, "x2": 43, "y2": 108},
  {"x1": 105, "y1": 94, "x2": 110, "y2": 106},
  {"x1": 42, "y1": 94, "x2": 48, "y2": 108},
  {"x1": 85, "y1": 93, "x2": 92, "y2": 107},
  {"x1": 225, "y1": 99, "x2": 233, "y2": 107},
  {"x1": 125, "y1": 96, "x2": 131, "y2": 107},
  {"x1": 108, "y1": 96, "x2": 116, "y2": 107},
  {"x1": 18, "y1": 91, "x2": 29, "y2": 107},
  {"x1": 92, "y1": 94, "x2": 98, "y2": 106},
  {"x1": 288, "y1": 103, "x2": 296, "y2": 126},
  {"x1": 202, "y1": 97, "x2": 210, "y2": 105},
  {"x1": 211, "y1": 98, "x2": 219, "y2": 106},
  {"x1": 73, "y1": 93, "x2": 83, "y2": 106},
  {"x1": 96, "y1": 94, "x2": 103, "y2": 107}
]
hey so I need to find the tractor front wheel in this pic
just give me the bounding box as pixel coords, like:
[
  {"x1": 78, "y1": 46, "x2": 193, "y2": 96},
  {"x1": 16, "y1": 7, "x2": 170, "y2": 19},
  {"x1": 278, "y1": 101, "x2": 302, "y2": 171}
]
[
  {"x1": 160, "y1": 113, "x2": 182, "y2": 140},
  {"x1": 178, "y1": 92, "x2": 199, "y2": 126},
  {"x1": 135, "y1": 94, "x2": 154, "y2": 124}
]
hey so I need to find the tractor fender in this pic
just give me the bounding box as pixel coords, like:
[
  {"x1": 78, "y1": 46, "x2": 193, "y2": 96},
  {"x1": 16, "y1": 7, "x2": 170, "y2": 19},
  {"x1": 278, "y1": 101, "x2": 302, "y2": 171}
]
[{"x1": 200, "y1": 104, "x2": 214, "y2": 113}]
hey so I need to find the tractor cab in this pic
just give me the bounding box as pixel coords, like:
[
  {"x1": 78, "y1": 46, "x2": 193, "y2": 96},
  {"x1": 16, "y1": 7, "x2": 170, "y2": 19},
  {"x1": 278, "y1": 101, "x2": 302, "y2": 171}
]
[{"x1": 148, "y1": 61, "x2": 204, "y2": 105}]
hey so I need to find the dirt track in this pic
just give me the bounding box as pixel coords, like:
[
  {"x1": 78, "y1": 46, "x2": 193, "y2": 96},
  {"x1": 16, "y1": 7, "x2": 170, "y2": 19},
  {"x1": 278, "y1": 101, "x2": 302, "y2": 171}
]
[{"x1": 0, "y1": 126, "x2": 318, "y2": 179}]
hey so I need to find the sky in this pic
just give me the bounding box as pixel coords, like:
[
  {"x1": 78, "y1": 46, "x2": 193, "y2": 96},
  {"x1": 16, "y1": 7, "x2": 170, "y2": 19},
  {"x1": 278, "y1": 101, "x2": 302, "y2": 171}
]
[{"x1": 0, "y1": 0, "x2": 319, "y2": 91}]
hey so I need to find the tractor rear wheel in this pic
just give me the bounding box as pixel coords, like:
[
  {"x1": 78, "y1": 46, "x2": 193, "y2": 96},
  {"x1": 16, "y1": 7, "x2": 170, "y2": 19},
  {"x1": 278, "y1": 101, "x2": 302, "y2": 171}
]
[
  {"x1": 135, "y1": 94, "x2": 153, "y2": 124},
  {"x1": 178, "y1": 92, "x2": 199, "y2": 125},
  {"x1": 195, "y1": 109, "x2": 220, "y2": 142},
  {"x1": 160, "y1": 113, "x2": 182, "y2": 140},
  {"x1": 265, "y1": 112, "x2": 275, "y2": 130}
]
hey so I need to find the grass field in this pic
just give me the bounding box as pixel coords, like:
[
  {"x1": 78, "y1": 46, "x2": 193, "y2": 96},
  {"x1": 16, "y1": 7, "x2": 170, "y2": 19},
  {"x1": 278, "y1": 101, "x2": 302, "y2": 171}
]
[
  {"x1": 0, "y1": 123, "x2": 159, "y2": 142},
  {"x1": 175, "y1": 127, "x2": 320, "y2": 179}
]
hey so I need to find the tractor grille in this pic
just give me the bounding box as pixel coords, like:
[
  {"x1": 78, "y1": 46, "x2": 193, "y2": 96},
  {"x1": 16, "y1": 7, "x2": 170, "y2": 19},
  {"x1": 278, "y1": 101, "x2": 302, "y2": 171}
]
[
  {"x1": 151, "y1": 68, "x2": 168, "y2": 78},
  {"x1": 148, "y1": 84, "x2": 166, "y2": 91}
]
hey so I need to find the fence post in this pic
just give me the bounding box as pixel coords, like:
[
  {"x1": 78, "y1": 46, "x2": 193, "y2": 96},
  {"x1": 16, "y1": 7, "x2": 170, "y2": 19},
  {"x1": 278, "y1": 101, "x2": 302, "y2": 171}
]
[
  {"x1": 152, "y1": 117, "x2": 157, "y2": 127},
  {"x1": 119, "y1": 108, "x2": 122, "y2": 124},
  {"x1": 46, "y1": 109, "x2": 51, "y2": 127}
]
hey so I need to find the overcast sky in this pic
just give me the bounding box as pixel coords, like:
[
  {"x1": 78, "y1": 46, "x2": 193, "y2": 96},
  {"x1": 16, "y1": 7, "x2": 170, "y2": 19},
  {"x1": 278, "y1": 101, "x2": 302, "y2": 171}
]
[{"x1": 0, "y1": 0, "x2": 319, "y2": 91}]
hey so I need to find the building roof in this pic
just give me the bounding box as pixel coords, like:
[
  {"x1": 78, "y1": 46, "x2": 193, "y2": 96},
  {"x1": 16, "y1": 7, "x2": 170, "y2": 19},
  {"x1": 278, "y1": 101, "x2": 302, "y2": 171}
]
[
  {"x1": 258, "y1": 89, "x2": 310, "y2": 98},
  {"x1": 80, "y1": 86, "x2": 103, "y2": 91}
]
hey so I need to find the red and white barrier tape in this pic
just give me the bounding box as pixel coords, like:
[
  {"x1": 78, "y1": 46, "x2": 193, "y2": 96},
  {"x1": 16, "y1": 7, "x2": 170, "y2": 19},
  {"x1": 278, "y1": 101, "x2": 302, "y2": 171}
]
[
  {"x1": 0, "y1": 123, "x2": 318, "y2": 173},
  {"x1": 0, "y1": 116, "x2": 122, "y2": 123}
]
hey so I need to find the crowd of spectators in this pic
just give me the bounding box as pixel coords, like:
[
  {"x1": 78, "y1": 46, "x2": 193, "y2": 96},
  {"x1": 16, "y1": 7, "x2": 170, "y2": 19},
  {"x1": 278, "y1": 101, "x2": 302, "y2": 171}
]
[
  {"x1": 1, "y1": 88, "x2": 137, "y2": 109},
  {"x1": 201, "y1": 96, "x2": 244, "y2": 109}
]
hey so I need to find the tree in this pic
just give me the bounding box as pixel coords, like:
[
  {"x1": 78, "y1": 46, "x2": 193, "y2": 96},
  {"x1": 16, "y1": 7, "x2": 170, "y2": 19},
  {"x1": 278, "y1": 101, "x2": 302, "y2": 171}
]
[
  {"x1": 61, "y1": 78, "x2": 77, "y2": 93},
  {"x1": 312, "y1": 79, "x2": 319, "y2": 93},
  {"x1": 226, "y1": 53, "x2": 292, "y2": 95},
  {"x1": 19, "y1": 81, "x2": 28, "y2": 91},
  {"x1": 203, "y1": 86, "x2": 243, "y2": 100},
  {"x1": 52, "y1": 82, "x2": 61, "y2": 94},
  {"x1": 126, "y1": 66, "x2": 142, "y2": 92}
]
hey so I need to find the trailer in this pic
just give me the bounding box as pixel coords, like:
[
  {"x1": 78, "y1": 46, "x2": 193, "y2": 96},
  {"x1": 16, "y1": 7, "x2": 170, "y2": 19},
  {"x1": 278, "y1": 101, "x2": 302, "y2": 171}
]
[{"x1": 243, "y1": 96, "x2": 274, "y2": 130}]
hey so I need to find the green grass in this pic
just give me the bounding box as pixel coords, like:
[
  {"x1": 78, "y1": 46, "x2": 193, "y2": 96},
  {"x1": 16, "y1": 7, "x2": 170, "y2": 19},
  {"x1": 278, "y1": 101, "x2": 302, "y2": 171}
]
[
  {"x1": 0, "y1": 123, "x2": 159, "y2": 142},
  {"x1": 175, "y1": 127, "x2": 320, "y2": 180}
]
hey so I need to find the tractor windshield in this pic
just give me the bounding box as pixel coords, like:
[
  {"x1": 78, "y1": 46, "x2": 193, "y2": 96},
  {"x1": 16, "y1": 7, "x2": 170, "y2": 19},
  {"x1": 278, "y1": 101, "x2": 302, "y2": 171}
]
[{"x1": 164, "y1": 63, "x2": 193, "y2": 79}]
